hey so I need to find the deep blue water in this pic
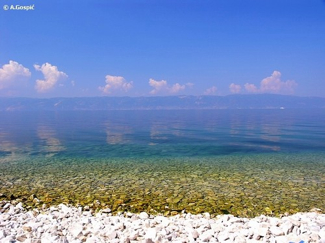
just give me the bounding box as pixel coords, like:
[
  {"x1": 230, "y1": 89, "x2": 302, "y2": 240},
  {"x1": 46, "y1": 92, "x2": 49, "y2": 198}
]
[{"x1": 0, "y1": 109, "x2": 324, "y2": 159}]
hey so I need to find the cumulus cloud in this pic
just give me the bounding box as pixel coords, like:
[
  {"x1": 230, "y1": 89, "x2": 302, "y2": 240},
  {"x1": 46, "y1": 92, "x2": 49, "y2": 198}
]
[
  {"x1": 34, "y1": 63, "x2": 68, "y2": 93},
  {"x1": 229, "y1": 83, "x2": 241, "y2": 93},
  {"x1": 99, "y1": 75, "x2": 133, "y2": 94},
  {"x1": 149, "y1": 78, "x2": 191, "y2": 94},
  {"x1": 186, "y1": 82, "x2": 194, "y2": 88},
  {"x1": 260, "y1": 71, "x2": 297, "y2": 93},
  {"x1": 149, "y1": 78, "x2": 168, "y2": 94},
  {"x1": 0, "y1": 60, "x2": 31, "y2": 90},
  {"x1": 244, "y1": 83, "x2": 259, "y2": 93},
  {"x1": 245, "y1": 71, "x2": 297, "y2": 94},
  {"x1": 170, "y1": 83, "x2": 186, "y2": 93},
  {"x1": 204, "y1": 86, "x2": 217, "y2": 95}
]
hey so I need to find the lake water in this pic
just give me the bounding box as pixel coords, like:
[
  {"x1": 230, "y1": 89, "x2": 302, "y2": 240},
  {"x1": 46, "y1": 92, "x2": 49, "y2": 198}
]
[{"x1": 0, "y1": 109, "x2": 325, "y2": 217}]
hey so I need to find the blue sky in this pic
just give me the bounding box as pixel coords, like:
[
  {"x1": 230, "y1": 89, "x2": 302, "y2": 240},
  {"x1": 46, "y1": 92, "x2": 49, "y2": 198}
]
[{"x1": 1, "y1": 0, "x2": 325, "y2": 97}]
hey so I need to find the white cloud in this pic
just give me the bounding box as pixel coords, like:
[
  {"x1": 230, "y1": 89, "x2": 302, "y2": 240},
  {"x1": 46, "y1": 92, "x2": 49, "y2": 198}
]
[
  {"x1": 245, "y1": 71, "x2": 297, "y2": 94},
  {"x1": 34, "y1": 63, "x2": 68, "y2": 93},
  {"x1": 186, "y1": 82, "x2": 194, "y2": 88},
  {"x1": 149, "y1": 78, "x2": 191, "y2": 94},
  {"x1": 204, "y1": 86, "x2": 217, "y2": 95},
  {"x1": 244, "y1": 83, "x2": 258, "y2": 93},
  {"x1": 229, "y1": 83, "x2": 241, "y2": 93},
  {"x1": 149, "y1": 78, "x2": 168, "y2": 94},
  {"x1": 0, "y1": 60, "x2": 31, "y2": 90},
  {"x1": 99, "y1": 75, "x2": 133, "y2": 94},
  {"x1": 260, "y1": 71, "x2": 297, "y2": 93},
  {"x1": 170, "y1": 83, "x2": 186, "y2": 93}
]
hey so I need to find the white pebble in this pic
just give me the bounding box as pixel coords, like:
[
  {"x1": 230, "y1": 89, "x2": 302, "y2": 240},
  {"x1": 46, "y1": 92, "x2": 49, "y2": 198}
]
[
  {"x1": 70, "y1": 224, "x2": 83, "y2": 238},
  {"x1": 0, "y1": 201, "x2": 324, "y2": 243},
  {"x1": 269, "y1": 225, "x2": 284, "y2": 236},
  {"x1": 139, "y1": 212, "x2": 149, "y2": 219}
]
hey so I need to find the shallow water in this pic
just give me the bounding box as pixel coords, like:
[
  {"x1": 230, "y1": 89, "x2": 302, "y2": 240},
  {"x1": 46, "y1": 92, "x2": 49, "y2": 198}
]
[{"x1": 0, "y1": 109, "x2": 325, "y2": 217}]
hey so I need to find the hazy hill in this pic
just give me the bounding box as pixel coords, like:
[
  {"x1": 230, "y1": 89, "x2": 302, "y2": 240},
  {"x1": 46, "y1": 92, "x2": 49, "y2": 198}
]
[{"x1": 0, "y1": 94, "x2": 324, "y2": 111}]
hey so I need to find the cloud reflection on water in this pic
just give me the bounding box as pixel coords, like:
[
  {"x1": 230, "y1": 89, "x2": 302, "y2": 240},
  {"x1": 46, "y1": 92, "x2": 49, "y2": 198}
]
[
  {"x1": 105, "y1": 122, "x2": 133, "y2": 144},
  {"x1": 37, "y1": 125, "x2": 65, "y2": 156}
]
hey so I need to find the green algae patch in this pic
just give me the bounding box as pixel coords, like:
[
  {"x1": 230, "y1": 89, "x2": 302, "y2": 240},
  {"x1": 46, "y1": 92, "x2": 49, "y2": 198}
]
[{"x1": 0, "y1": 153, "x2": 324, "y2": 218}]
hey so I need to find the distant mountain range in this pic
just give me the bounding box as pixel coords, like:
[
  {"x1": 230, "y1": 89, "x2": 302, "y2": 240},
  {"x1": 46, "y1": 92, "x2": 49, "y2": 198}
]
[{"x1": 0, "y1": 94, "x2": 324, "y2": 111}]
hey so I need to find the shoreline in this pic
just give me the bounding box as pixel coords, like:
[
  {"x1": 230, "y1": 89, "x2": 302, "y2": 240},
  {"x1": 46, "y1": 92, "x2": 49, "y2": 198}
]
[{"x1": 1, "y1": 201, "x2": 324, "y2": 242}]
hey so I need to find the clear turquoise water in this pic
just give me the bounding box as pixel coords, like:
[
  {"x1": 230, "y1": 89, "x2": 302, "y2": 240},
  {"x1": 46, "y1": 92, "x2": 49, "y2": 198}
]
[{"x1": 0, "y1": 109, "x2": 325, "y2": 216}]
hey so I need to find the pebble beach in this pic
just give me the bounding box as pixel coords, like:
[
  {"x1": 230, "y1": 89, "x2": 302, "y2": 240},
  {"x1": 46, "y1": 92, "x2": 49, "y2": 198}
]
[{"x1": 1, "y1": 201, "x2": 324, "y2": 243}]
